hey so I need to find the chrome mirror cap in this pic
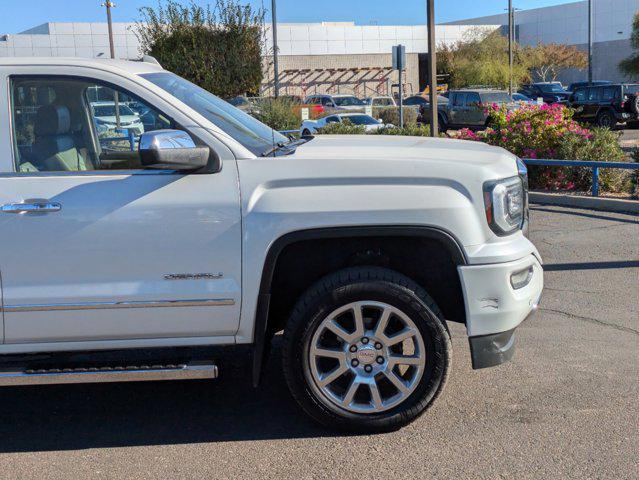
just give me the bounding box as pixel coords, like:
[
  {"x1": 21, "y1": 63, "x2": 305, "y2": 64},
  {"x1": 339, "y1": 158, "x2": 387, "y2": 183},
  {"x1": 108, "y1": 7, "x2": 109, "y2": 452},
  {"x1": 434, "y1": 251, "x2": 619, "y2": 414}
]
[
  {"x1": 139, "y1": 129, "x2": 211, "y2": 171},
  {"x1": 139, "y1": 129, "x2": 197, "y2": 151}
]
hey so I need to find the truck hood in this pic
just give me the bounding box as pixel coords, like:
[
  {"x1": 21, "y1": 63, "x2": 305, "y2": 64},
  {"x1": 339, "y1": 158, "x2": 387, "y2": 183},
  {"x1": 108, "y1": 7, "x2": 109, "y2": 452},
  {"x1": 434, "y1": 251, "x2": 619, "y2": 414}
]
[{"x1": 292, "y1": 134, "x2": 518, "y2": 175}]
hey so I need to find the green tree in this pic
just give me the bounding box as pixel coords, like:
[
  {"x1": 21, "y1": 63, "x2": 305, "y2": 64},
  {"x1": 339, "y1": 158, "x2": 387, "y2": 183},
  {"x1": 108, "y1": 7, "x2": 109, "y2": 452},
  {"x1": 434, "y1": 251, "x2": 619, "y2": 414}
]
[
  {"x1": 437, "y1": 29, "x2": 530, "y2": 89},
  {"x1": 136, "y1": 0, "x2": 265, "y2": 97},
  {"x1": 525, "y1": 43, "x2": 587, "y2": 81},
  {"x1": 620, "y1": 13, "x2": 639, "y2": 77}
]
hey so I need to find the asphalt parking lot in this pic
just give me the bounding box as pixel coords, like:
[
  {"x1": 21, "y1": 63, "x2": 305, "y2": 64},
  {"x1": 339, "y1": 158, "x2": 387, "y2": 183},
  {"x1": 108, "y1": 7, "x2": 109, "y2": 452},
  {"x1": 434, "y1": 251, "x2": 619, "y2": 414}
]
[{"x1": 0, "y1": 205, "x2": 637, "y2": 479}]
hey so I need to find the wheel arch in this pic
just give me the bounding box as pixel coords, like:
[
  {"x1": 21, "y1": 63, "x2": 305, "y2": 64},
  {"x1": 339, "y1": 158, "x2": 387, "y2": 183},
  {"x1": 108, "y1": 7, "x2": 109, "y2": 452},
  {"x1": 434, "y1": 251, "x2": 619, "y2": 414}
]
[{"x1": 251, "y1": 226, "x2": 467, "y2": 386}]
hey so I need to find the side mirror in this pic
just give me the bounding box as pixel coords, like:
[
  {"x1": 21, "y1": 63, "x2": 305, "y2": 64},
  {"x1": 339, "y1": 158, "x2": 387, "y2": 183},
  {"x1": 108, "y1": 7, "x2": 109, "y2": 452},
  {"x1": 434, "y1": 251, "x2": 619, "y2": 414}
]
[{"x1": 139, "y1": 129, "x2": 211, "y2": 171}]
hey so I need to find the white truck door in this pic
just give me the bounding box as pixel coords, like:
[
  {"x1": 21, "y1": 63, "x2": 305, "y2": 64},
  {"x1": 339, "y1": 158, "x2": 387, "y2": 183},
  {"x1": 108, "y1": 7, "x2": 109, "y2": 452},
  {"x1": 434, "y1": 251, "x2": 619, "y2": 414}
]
[{"x1": 0, "y1": 71, "x2": 241, "y2": 345}]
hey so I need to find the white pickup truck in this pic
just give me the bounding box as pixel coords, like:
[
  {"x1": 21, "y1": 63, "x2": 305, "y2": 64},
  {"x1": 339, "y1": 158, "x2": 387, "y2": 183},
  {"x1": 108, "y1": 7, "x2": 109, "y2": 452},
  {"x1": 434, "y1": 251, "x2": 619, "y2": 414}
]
[{"x1": 0, "y1": 58, "x2": 543, "y2": 432}]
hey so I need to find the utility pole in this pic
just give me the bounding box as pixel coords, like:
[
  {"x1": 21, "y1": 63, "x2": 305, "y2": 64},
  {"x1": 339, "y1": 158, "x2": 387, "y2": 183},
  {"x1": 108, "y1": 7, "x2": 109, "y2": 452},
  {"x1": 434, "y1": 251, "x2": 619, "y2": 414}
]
[
  {"x1": 102, "y1": 1, "x2": 120, "y2": 127},
  {"x1": 588, "y1": 0, "x2": 593, "y2": 83},
  {"x1": 102, "y1": 1, "x2": 116, "y2": 58},
  {"x1": 508, "y1": 0, "x2": 513, "y2": 95},
  {"x1": 271, "y1": 0, "x2": 280, "y2": 97},
  {"x1": 426, "y1": 0, "x2": 438, "y2": 136}
]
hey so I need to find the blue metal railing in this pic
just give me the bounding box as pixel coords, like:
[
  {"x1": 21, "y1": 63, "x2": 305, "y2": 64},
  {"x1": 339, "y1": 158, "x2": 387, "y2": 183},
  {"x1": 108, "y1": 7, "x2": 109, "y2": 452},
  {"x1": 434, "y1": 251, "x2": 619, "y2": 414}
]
[{"x1": 523, "y1": 159, "x2": 639, "y2": 197}]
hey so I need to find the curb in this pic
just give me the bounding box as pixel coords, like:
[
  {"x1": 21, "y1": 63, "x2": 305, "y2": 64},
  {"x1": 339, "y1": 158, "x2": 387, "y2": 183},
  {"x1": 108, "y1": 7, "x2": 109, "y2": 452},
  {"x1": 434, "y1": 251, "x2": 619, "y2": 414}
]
[{"x1": 530, "y1": 192, "x2": 639, "y2": 214}]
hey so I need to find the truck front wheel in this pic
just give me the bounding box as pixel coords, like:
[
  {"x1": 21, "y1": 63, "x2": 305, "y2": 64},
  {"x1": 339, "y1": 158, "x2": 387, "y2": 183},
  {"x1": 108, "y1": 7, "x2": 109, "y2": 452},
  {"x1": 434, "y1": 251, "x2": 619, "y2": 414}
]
[{"x1": 282, "y1": 266, "x2": 451, "y2": 432}]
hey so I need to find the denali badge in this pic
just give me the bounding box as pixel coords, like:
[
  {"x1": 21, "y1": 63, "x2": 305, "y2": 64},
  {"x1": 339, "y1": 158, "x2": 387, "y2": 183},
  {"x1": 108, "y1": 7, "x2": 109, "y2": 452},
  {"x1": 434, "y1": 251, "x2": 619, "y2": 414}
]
[{"x1": 164, "y1": 273, "x2": 223, "y2": 280}]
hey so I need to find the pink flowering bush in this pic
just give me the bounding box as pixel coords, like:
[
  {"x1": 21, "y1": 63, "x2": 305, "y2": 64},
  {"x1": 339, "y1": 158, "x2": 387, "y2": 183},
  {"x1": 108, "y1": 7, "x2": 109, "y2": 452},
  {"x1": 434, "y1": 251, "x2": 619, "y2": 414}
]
[{"x1": 457, "y1": 103, "x2": 629, "y2": 193}]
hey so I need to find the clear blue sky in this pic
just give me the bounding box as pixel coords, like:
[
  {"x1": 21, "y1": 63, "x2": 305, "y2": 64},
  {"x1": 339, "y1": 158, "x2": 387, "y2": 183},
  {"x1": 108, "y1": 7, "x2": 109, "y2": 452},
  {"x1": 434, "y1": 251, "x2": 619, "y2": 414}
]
[{"x1": 1, "y1": 0, "x2": 578, "y2": 33}]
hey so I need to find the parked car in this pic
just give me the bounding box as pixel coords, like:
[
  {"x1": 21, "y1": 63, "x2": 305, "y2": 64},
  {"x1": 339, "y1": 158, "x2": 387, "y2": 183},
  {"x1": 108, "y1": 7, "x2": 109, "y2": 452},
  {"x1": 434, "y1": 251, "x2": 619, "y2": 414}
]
[
  {"x1": 403, "y1": 95, "x2": 429, "y2": 107},
  {"x1": 225, "y1": 95, "x2": 253, "y2": 111},
  {"x1": 90, "y1": 101, "x2": 145, "y2": 135},
  {"x1": 0, "y1": 57, "x2": 542, "y2": 432},
  {"x1": 569, "y1": 83, "x2": 639, "y2": 128},
  {"x1": 518, "y1": 82, "x2": 571, "y2": 104},
  {"x1": 511, "y1": 93, "x2": 535, "y2": 104},
  {"x1": 300, "y1": 113, "x2": 391, "y2": 135},
  {"x1": 567, "y1": 80, "x2": 611, "y2": 93},
  {"x1": 363, "y1": 96, "x2": 396, "y2": 107},
  {"x1": 421, "y1": 89, "x2": 517, "y2": 132},
  {"x1": 303, "y1": 94, "x2": 366, "y2": 111}
]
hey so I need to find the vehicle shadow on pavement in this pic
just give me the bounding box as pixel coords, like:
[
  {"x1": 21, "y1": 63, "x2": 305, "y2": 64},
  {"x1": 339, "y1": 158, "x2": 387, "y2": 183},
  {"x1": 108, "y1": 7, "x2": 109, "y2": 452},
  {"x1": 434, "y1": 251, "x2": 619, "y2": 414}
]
[{"x1": 0, "y1": 346, "x2": 338, "y2": 452}]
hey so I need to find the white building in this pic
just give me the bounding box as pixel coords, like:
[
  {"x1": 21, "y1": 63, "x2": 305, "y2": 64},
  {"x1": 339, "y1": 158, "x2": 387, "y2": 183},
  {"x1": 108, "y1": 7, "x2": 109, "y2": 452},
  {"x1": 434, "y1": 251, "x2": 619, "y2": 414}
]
[
  {"x1": 0, "y1": 21, "x2": 492, "y2": 96},
  {"x1": 446, "y1": 0, "x2": 639, "y2": 82},
  {"x1": 2, "y1": 0, "x2": 638, "y2": 92}
]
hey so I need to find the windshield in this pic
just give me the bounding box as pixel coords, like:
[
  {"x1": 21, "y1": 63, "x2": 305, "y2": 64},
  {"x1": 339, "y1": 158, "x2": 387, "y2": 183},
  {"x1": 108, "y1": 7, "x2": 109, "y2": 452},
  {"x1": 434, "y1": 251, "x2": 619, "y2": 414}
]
[
  {"x1": 538, "y1": 84, "x2": 565, "y2": 93},
  {"x1": 141, "y1": 72, "x2": 288, "y2": 156},
  {"x1": 481, "y1": 93, "x2": 512, "y2": 103},
  {"x1": 345, "y1": 115, "x2": 379, "y2": 126},
  {"x1": 334, "y1": 96, "x2": 364, "y2": 106},
  {"x1": 94, "y1": 105, "x2": 136, "y2": 116}
]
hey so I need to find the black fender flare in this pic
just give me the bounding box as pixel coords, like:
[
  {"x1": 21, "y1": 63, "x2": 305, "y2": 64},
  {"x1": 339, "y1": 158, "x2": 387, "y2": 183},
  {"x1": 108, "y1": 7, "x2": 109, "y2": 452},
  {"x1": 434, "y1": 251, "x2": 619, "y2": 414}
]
[{"x1": 251, "y1": 225, "x2": 467, "y2": 386}]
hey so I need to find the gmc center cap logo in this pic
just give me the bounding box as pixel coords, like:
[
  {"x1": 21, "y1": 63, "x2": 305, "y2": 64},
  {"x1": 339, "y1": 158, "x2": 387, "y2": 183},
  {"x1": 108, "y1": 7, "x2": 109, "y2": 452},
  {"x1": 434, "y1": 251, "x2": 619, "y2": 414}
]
[{"x1": 356, "y1": 347, "x2": 377, "y2": 365}]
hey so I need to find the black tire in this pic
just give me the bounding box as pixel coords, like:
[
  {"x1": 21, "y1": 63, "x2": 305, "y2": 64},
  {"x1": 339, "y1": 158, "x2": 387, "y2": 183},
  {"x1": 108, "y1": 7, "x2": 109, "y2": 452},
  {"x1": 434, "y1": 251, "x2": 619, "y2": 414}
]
[
  {"x1": 629, "y1": 94, "x2": 639, "y2": 114},
  {"x1": 282, "y1": 266, "x2": 452, "y2": 433},
  {"x1": 596, "y1": 110, "x2": 616, "y2": 129}
]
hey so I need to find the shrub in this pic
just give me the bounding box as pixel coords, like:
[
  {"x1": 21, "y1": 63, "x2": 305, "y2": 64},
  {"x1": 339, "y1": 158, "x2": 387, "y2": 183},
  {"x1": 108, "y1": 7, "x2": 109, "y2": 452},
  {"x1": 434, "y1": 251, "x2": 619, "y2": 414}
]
[
  {"x1": 318, "y1": 121, "x2": 367, "y2": 135},
  {"x1": 457, "y1": 103, "x2": 630, "y2": 193},
  {"x1": 136, "y1": 0, "x2": 264, "y2": 97},
  {"x1": 372, "y1": 124, "x2": 432, "y2": 136},
  {"x1": 315, "y1": 121, "x2": 432, "y2": 137},
  {"x1": 252, "y1": 97, "x2": 300, "y2": 131},
  {"x1": 374, "y1": 106, "x2": 418, "y2": 126}
]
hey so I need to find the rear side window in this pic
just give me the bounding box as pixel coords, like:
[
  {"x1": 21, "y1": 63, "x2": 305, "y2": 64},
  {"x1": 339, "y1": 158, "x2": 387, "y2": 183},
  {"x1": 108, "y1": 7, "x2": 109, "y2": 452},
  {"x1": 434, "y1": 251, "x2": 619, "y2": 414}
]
[
  {"x1": 375, "y1": 98, "x2": 394, "y2": 106},
  {"x1": 601, "y1": 87, "x2": 617, "y2": 101},
  {"x1": 587, "y1": 87, "x2": 601, "y2": 101},
  {"x1": 465, "y1": 93, "x2": 481, "y2": 106},
  {"x1": 573, "y1": 88, "x2": 587, "y2": 102},
  {"x1": 452, "y1": 93, "x2": 466, "y2": 107}
]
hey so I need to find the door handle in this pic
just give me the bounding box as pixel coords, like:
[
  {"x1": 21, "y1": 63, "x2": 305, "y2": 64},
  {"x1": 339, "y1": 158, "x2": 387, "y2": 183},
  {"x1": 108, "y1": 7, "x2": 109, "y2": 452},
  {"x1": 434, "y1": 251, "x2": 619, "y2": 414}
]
[{"x1": 1, "y1": 201, "x2": 62, "y2": 214}]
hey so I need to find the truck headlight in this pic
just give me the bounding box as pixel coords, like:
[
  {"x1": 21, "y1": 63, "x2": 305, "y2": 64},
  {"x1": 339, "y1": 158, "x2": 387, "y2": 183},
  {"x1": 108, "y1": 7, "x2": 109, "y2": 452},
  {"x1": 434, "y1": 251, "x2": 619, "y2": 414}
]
[{"x1": 483, "y1": 176, "x2": 524, "y2": 235}]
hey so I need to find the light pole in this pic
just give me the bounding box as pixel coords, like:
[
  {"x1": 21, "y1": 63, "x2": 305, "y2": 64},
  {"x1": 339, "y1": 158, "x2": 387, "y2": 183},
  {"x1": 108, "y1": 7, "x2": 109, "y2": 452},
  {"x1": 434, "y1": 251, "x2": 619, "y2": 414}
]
[
  {"x1": 426, "y1": 0, "x2": 438, "y2": 136},
  {"x1": 271, "y1": 0, "x2": 280, "y2": 97},
  {"x1": 102, "y1": 1, "x2": 120, "y2": 127},
  {"x1": 508, "y1": 0, "x2": 513, "y2": 95},
  {"x1": 102, "y1": 1, "x2": 116, "y2": 59},
  {"x1": 588, "y1": 0, "x2": 593, "y2": 83}
]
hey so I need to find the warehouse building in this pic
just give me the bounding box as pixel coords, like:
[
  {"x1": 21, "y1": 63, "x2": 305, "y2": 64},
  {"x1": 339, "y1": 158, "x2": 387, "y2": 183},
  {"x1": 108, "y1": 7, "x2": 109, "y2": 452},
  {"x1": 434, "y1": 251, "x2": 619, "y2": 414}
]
[
  {"x1": 1, "y1": 0, "x2": 638, "y2": 95},
  {"x1": 0, "y1": 21, "x2": 493, "y2": 97},
  {"x1": 445, "y1": 0, "x2": 639, "y2": 83}
]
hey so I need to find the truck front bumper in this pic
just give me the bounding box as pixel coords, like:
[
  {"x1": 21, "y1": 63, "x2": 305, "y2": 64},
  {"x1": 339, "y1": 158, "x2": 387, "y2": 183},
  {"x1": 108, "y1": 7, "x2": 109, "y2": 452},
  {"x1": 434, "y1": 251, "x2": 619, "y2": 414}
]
[{"x1": 458, "y1": 253, "x2": 543, "y2": 369}]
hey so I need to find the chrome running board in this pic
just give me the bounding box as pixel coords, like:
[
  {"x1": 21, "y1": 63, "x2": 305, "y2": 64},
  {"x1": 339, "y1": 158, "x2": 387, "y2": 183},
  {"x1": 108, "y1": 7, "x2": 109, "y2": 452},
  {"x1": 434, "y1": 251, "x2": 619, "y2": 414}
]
[{"x1": 0, "y1": 361, "x2": 218, "y2": 386}]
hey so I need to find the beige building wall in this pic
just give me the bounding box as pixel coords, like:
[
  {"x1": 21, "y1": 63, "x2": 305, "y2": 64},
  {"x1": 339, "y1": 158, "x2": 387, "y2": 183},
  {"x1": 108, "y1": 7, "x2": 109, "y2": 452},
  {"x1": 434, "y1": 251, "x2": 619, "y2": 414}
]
[{"x1": 262, "y1": 53, "x2": 420, "y2": 98}]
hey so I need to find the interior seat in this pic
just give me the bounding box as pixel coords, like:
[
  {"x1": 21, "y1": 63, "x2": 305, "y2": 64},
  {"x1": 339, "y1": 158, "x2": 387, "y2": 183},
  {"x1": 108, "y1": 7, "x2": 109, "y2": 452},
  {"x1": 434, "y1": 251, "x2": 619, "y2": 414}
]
[{"x1": 32, "y1": 105, "x2": 88, "y2": 171}]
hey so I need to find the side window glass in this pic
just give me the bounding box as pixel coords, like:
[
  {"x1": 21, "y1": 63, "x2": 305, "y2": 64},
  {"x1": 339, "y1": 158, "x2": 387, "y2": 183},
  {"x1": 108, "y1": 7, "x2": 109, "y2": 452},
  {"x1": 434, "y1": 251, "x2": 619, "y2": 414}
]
[
  {"x1": 601, "y1": 87, "x2": 616, "y2": 101},
  {"x1": 11, "y1": 84, "x2": 57, "y2": 172},
  {"x1": 10, "y1": 76, "x2": 175, "y2": 173},
  {"x1": 452, "y1": 93, "x2": 466, "y2": 107},
  {"x1": 326, "y1": 116, "x2": 340, "y2": 123},
  {"x1": 466, "y1": 93, "x2": 481, "y2": 106},
  {"x1": 587, "y1": 87, "x2": 600, "y2": 101},
  {"x1": 86, "y1": 84, "x2": 172, "y2": 169},
  {"x1": 574, "y1": 88, "x2": 587, "y2": 102}
]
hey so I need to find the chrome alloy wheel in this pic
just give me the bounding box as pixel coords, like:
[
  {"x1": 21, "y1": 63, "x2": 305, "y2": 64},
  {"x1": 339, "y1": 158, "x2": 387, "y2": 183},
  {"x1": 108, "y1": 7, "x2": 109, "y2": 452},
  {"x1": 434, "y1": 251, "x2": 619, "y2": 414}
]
[{"x1": 307, "y1": 301, "x2": 426, "y2": 414}]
